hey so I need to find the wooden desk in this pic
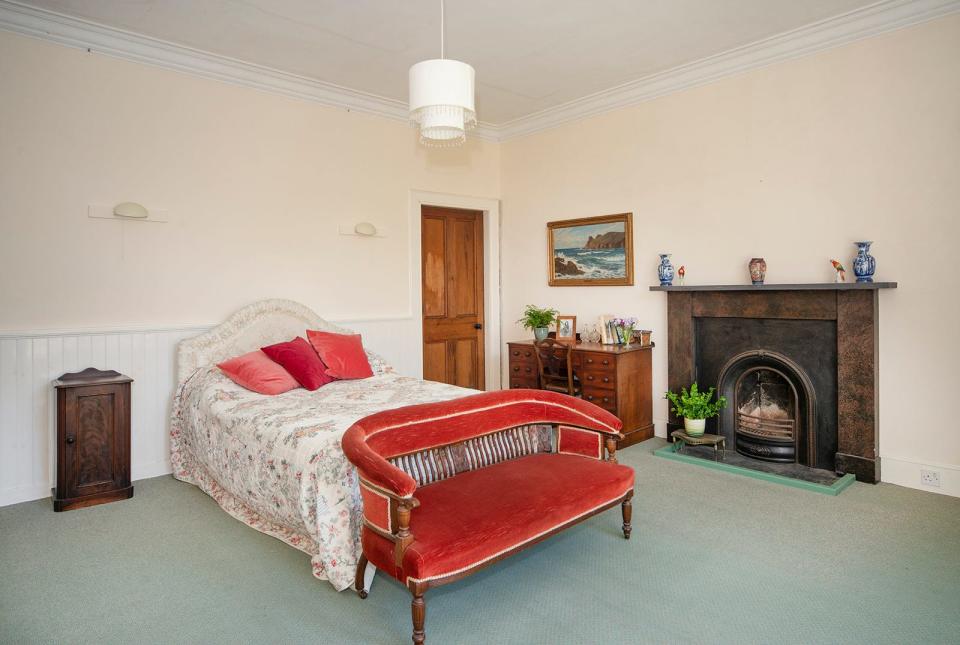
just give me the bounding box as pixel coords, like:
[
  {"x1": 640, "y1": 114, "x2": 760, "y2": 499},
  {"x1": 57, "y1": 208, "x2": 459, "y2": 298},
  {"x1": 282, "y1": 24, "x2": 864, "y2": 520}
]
[{"x1": 506, "y1": 340, "x2": 654, "y2": 447}]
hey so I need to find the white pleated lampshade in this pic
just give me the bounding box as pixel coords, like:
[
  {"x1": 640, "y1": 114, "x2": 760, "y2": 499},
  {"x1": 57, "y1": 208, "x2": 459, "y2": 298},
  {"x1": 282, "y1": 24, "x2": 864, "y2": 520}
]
[{"x1": 409, "y1": 59, "x2": 476, "y2": 146}]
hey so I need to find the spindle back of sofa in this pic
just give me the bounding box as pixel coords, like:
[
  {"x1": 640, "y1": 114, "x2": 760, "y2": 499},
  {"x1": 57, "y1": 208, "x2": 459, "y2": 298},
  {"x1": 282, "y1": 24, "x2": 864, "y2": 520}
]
[{"x1": 386, "y1": 425, "x2": 553, "y2": 487}]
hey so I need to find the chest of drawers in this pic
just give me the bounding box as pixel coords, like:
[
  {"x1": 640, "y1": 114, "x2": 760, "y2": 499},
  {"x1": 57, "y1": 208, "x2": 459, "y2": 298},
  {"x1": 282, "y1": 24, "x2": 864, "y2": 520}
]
[{"x1": 506, "y1": 341, "x2": 654, "y2": 447}]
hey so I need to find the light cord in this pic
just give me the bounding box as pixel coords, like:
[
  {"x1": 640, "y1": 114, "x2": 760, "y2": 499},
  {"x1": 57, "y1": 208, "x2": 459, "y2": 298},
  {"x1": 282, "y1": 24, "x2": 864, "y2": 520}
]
[{"x1": 440, "y1": 0, "x2": 445, "y2": 59}]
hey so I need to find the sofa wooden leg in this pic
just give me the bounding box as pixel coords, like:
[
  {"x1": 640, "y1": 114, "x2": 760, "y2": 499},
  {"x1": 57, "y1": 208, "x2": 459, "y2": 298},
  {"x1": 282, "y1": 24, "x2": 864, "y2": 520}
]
[
  {"x1": 355, "y1": 554, "x2": 368, "y2": 599},
  {"x1": 621, "y1": 491, "x2": 634, "y2": 540},
  {"x1": 411, "y1": 592, "x2": 426, "y2": 645}
]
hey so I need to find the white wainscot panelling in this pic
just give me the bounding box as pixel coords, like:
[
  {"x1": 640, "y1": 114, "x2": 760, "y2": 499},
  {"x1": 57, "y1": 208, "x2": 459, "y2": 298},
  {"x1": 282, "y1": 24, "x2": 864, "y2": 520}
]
[{"x1": 0, "y1": 317, "x2": 418, "y2": 507}]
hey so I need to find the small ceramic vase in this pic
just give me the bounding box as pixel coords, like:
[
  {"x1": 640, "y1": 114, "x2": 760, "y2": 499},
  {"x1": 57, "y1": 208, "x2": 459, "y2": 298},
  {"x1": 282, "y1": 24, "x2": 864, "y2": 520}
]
[
  {"x1": 749, "y1": 258, "x2": 767, "y2": 285},
  {"x1": 852, "y1": 241, "x2": 876, "y2": 283},
  {"x1": 658, "y1": 254, "x2": 675, "y2": 286},
  {"x1": 534, "y1": 327, "x2": 549, "y2": 342}
]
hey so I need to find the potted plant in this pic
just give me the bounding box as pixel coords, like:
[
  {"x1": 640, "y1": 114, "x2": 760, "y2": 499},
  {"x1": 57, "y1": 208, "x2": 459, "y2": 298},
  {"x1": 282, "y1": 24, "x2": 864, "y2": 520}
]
[
  {"x1": 664, "y1": 383, "x2": 727, "y2": 436},
  {"x1": 518, "y1": 305, "x2": 559, "y2": 342}
]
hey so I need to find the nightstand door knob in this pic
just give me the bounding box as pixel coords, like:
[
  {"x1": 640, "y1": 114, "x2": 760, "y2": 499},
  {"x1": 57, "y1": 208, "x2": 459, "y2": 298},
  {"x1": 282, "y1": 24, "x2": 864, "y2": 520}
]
[{"x1": 65, "y1": 434, "x2": 76, "y2": 444}]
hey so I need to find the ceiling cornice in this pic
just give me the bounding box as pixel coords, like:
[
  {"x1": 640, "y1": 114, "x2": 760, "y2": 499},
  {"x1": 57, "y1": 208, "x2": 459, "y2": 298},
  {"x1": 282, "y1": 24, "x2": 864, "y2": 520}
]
[
  {"x1": 1, "y1": 0, "x2": 957, "y2": 143},
  {"x1": 0, "y1": 0, "x2": 500, "y2": 141},
  {"x1": 497, "y1": 0, "x2": 960, "y2": 140}
]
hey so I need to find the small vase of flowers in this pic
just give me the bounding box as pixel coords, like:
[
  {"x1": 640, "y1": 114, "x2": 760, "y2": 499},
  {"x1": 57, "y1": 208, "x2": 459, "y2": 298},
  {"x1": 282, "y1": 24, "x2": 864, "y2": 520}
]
[
  {"x1": 612, "y1": 317, "x2": 638, "y2": 346},
  {"x1": 664, "y1": 383, "x2": 727, "y2": 436}
]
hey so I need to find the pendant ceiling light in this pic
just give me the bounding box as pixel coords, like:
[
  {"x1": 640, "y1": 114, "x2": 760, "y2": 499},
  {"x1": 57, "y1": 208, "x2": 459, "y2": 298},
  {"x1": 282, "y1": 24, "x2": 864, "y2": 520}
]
[{"x1": 409, "y1": 0, "x2": 476, "y2": 146}]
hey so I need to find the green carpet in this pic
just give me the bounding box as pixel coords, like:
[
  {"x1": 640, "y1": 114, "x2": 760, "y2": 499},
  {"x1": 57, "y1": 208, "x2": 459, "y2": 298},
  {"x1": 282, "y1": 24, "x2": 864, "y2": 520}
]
[{"x1": 2, "y1": 438, "x2": 958, "y2": 644}]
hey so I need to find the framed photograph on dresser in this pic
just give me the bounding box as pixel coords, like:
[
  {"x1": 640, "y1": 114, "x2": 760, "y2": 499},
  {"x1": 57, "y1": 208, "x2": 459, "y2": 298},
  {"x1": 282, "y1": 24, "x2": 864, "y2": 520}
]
[{"x1": 555, "y1": 315, "x2": 577, "y2": 343}]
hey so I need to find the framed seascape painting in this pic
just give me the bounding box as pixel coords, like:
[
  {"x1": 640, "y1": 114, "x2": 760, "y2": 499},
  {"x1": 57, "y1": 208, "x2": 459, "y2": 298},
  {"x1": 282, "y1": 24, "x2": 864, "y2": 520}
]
[{"x1": 547, "y1": 213, "x2": 634, "y2": 286}]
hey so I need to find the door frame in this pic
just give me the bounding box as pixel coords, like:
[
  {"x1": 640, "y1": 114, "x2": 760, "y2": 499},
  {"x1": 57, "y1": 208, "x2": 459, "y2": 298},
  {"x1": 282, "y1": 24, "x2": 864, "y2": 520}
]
[{"x1": 408, "y1": 189, "x2": 501, "y2": 390}]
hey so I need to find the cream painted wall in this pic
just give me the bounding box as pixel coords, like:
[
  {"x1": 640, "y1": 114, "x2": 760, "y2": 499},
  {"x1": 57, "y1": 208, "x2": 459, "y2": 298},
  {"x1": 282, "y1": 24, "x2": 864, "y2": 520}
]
[
  {"x1": 0, "y1": 31, "x2": 501, "y2": 505},
  {"x1": 0, "y1": 31, "x2": 500, "y2": 331},
  {"x1": 499, "y1": 16, "x2": 960, "y2": 493}
]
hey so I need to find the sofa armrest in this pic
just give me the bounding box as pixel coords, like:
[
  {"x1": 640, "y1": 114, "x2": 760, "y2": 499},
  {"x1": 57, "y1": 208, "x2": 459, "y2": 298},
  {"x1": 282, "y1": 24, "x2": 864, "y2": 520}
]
[{"x1": 343, "y1": 425, "x2": 418, "y2": 499}]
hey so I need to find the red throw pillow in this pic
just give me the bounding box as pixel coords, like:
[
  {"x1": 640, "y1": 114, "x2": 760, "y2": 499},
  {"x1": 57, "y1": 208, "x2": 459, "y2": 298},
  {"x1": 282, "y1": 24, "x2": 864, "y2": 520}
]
[
  {"x1": 217, "y1": 350, "x2": 299, "y2": 395},
  {"x1": 306, "y1": 330, "x2": 374, "y2": 380},
  {"x1": 261, "y1": 337, "x2": 336, "y2": 391}
]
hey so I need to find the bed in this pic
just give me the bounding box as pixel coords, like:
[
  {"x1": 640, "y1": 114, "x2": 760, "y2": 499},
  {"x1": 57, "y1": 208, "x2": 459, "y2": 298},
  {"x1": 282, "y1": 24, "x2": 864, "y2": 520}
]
[{"x1": 169, "y1": 299, "x2": 474, "y2": 590}]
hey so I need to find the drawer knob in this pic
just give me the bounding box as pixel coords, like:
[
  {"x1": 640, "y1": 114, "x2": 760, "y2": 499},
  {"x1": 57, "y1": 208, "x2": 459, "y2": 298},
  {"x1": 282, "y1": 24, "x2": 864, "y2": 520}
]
[
  {"x1": 586, "y1": 358, "x2": 593, "y2": 364},
  {"x1": 603, "y1": 377, "x2": 610, "y2": 383},
  {"x1": 524, "y1": 352, "x2": 531, "y2": 357},
  {"x1": 65, "y1": 434, "x2": 75, "y2": 445},
  {"x1": 602, "y1": 359, "x2": 610, "y2": 365},
  {"x1": 512, "y1": 351, "x2": 519, "y2": 357}
]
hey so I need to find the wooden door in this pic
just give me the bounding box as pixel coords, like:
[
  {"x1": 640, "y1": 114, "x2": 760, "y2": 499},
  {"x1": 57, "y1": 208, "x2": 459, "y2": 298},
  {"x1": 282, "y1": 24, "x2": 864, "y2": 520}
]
[{"x1": 421, "y1": 206, "x2": 485, "y2": 389}]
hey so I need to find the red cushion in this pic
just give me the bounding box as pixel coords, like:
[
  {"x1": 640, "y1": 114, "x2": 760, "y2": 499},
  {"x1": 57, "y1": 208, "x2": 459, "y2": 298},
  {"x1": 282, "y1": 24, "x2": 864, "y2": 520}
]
[
  {"x1": 261, "y1": 337, "x2": 335, "y2": 391},
  {"x1": 362, "y1": 453, "x2": 634, "y2": 584},
  {"x1": 216, "y1": 350, "x2": 299, "y2": 395},
  {"x1": 306, "y1": 330, "x2": 373, "y2": 379}
]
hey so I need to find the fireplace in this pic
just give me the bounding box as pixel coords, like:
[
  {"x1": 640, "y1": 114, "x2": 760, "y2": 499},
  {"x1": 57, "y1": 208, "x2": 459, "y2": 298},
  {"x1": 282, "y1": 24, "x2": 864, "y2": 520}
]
[
  {"x1": 653, "y1": 283, "x2": 896, "y2": 483},
  {"x1": 719, "y1": 351, "x2": 815, "y2": 464}
]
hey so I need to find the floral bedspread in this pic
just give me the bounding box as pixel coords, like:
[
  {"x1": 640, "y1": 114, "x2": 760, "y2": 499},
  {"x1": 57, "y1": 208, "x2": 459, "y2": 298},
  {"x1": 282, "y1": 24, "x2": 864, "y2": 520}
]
[{"x1": 170, "y1": 364, "x2": 472, "y2": 590}]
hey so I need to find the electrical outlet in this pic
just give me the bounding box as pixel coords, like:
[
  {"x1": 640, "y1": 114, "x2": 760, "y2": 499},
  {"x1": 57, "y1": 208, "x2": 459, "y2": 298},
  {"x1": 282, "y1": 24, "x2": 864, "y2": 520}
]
[{"x1": 920, "y1": 469, "x2": 941, "y2": 488}]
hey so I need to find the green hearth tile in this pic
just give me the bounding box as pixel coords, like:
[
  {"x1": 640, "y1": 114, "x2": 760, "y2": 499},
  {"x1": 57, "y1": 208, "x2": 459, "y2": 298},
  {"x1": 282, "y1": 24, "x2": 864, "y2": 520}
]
[{"x1": 653, "y1": 444, "x2": 856, "y2": 496}]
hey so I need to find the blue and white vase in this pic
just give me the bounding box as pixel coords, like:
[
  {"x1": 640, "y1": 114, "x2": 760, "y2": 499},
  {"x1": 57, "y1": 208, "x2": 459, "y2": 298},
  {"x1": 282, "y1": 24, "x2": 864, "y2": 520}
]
[
  {"x1": 852, "y1": 241, "x2": 876, "y2": 283},
  {"x1": 658, "y1": 254, "x2": 675, "y2": 286}
]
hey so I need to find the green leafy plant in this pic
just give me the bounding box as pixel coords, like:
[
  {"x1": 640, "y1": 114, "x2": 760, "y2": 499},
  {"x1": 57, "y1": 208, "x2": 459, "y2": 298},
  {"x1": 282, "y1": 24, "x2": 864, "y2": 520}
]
[
  {"x1": 517, "y1": 304, "x2": 559, "y2": 330},
  {"x1": 664, "y1": 383, "x2": 727, "y2": 420}
]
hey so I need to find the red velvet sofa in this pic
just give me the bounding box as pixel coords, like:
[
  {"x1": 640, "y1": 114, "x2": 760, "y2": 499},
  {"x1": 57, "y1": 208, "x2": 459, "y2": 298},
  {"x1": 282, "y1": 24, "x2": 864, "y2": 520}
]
[{"x1": 342, "y1": 389, "x2": 635, "y2": 644}]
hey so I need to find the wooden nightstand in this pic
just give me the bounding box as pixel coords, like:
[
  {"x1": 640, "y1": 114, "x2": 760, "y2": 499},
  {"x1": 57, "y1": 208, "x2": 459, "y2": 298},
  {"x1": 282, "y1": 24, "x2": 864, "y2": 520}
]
[{"x1": 53, "y1": 368, "x2": 134, "y2": 511}]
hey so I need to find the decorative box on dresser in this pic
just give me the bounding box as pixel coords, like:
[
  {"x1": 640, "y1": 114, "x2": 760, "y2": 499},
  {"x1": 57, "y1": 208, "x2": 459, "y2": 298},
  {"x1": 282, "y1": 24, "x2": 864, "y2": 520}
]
[
  {"x1": 53, "y1": 368, "x2": 134, "y2": 511},
  {"x1": 506, "y1": 341, "x2": 654, "y2": 447}
]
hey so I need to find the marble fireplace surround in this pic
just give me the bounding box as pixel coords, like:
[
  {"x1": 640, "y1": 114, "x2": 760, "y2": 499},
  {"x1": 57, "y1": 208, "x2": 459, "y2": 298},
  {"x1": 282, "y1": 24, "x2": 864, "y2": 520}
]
[{"x1": 651, "y1": 283, "x2": 897, "y2": 483}]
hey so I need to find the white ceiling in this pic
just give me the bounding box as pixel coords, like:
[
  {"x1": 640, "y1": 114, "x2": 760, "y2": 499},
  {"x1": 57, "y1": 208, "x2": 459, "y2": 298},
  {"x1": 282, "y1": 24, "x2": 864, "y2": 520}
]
[{"x1": 20, "y1": 0, "x2": 884, "y2": 124}]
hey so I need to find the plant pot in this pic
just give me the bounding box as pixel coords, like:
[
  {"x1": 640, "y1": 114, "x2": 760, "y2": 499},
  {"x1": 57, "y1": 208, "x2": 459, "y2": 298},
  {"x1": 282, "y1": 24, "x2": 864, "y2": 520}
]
[
  {"x1": 533, "y1": 327, "x2": 550, "y2": 342},
  {"x1": 683, "y1": 418, "x2": 706, "y2": 436}
]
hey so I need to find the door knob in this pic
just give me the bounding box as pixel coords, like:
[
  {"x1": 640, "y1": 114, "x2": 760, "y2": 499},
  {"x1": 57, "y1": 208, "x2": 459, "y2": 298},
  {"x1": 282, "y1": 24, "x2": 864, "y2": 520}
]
[
  {"x1": 65, "y1": 434, "x2": 75, "y2": 444},
  {"x1": 473, "y1": 323, "x2": 482, "y2": 330}
]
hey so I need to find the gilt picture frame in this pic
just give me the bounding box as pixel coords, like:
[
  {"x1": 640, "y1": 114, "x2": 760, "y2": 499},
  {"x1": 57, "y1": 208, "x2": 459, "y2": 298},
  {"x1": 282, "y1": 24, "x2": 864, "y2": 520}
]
[{"x1": 547, "y1": 213, "x2": 634, "y2": 286}]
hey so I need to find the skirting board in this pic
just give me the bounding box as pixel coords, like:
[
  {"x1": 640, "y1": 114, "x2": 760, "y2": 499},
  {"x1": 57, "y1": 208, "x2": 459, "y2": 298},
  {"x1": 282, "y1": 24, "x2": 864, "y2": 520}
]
[{"x1": 880, "y1": 456, "x2": 960, "y2": 497}]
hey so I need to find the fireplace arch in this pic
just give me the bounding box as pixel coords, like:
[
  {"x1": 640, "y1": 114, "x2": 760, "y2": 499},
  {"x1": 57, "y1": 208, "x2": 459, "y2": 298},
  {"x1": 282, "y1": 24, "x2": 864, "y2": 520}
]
[{"x1": 716, "y1": 350, "x2": 818, "y2": 466}]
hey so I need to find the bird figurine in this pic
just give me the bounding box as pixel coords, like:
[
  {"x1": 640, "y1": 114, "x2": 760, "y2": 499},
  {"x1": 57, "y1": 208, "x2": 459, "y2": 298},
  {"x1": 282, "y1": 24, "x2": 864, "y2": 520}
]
[
  {"x1": 831, "y1": 259, "x2": 846, "y2": 283},
  {"x1": 677, "y1": 265, "x2": 686, "y2": 286}
]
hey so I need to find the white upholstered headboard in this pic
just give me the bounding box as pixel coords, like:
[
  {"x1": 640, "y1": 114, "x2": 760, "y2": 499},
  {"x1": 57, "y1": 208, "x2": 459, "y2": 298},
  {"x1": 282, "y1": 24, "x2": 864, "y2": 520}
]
[{"x1": 176, "y1": 299, "x2": 357, "y2": 384}]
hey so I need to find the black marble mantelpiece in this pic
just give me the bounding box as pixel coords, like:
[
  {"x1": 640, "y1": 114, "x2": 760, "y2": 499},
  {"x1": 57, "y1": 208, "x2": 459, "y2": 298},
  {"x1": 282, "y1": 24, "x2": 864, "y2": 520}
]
[{"x1": 650, "y1": 282, "x2": 897, "y2": 291}]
